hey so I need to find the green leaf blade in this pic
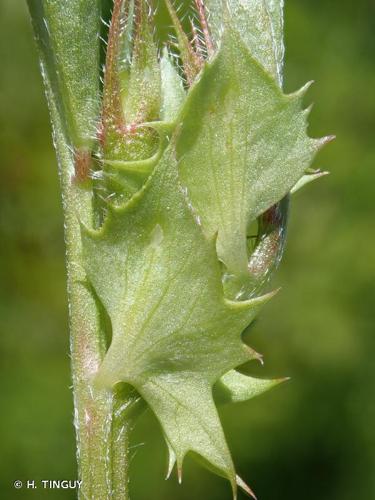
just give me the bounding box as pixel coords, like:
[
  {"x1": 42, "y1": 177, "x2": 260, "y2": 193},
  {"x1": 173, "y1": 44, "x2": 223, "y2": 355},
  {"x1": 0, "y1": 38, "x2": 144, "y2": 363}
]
[
  {"x1": 139, "y1": 373, "x2": 236, "y2": 488},
  {"x1": 82, "y1": 146, "x2": 270, "y2": 487},
  {"x1": 177, "y1": 27, "x2": 320, "y2": 277}
]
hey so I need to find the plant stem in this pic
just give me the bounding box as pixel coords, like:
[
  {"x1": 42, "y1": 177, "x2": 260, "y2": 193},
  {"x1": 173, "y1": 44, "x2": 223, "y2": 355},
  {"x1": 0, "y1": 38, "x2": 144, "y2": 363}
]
[
  {"x1": 51, "y1": 100, "x2": 132, "y2": 500},
  {"x1": 27, "y1": 2, "x2": 145, "y2": 496}
]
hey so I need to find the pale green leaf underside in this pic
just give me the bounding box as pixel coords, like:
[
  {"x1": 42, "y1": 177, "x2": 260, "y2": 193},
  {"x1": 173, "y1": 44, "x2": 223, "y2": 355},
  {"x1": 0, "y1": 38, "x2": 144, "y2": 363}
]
[
  {"x1": 82, "y1": 143, "x2": 273, "y2": 487},
  {"x1": 29, "y1": 0, "x2": 329, "y2": 495},
  {"x1": 203, "y1": 0, "x2": 290, "y2": 300},
  {"x1": 177, "y1": 27, "x2": 323, "y2": 277},
  {"x1": 81, "y1": 23, "x2": 327, "y2": 489}
]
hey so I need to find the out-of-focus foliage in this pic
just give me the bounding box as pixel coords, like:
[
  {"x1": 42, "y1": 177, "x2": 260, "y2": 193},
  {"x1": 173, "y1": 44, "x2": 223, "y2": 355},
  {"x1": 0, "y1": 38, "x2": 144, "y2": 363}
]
[{"x1": 0, "y1": 0, "x2": 374, "y2": 499}]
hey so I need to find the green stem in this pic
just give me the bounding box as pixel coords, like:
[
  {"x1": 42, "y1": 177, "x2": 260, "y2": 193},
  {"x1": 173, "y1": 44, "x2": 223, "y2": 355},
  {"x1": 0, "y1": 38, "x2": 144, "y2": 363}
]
[
  {"x1": 27, "y1": 5, "x2": 137, "y2": 497},
  {"x1": 51, "y1": 96, "x2": 133, "y2": 500}
]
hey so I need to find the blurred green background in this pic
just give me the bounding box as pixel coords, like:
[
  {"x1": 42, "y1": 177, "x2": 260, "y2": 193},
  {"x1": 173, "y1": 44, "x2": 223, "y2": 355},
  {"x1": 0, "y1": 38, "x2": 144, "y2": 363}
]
[{"x1": 1, "y1": 0, "x2": 374, "y2": 498}]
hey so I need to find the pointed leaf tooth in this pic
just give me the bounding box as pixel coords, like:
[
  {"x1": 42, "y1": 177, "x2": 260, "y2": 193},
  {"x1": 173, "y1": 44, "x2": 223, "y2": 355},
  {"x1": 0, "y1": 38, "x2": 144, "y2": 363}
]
[
  {"x1": 242, "y1": 344, "x2": 263, "y2": 363},
  {"x1": 177, "y1": 464, "x2": 183, "y2": 484},
  {"x1": 256, "y1": 354, "x2": 264, "y2": 366},
  {"x1": 215, "y1": 370, "x2": 288, "y2": 405},
  {"x1": 236, "y1": 475, "x2": 258, "y2": 500},
  {"x1": 165, "y1": 438, "x2": 177, "y2": 480},
  {"x1": 290, "y1": 79, "x2": 314, "y2": 100},
  {"x1": 226, "y1": 288, "x2": 280, "y2": 313},
  {"x1": 315, "y1": 134, "x2": 336, "y2": 151},
  {"x1": 303, "y1": 103, "x2": 314, "y2": 117},
  {"x1": 291, "y1": 170, "x2": 330, "y2": 194}
]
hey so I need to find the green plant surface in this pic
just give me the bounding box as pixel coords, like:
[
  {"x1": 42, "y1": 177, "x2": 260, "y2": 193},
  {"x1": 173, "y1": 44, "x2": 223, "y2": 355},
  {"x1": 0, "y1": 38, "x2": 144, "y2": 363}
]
[
  {"x1": 26, "y1": 0, "x2": 329, "y2": 497},
  {"x1": 83, "y1": 139, "x2": 272, "y2": 491},
  {"x1": 27, "y1": 0, "x2": 101, "y2": 151},
  {"x1": 205, "y1": 0, "x2": 284, "y2": 85},
  {"x1": 10, "y1": 0, "x2": 375, "y2": 500},
  {"x1": 27, "y1": 2, "x2": 140, "y2": 499},
  {"x1": 177, "y1": 27, "x2": 326, "y2": 279},
  {"x1": 2, "y1": 0, "x2": 375, "y2": 499},
  {"x1": 80, "y1": 17, "x2": 329, "y2": 493}
]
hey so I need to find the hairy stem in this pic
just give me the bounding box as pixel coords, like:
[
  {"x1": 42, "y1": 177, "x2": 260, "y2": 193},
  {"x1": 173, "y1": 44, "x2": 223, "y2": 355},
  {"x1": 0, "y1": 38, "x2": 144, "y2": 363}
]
[
  {"x1": 48, "y1": 80, "x2": 133, "y2": 500},
  {"x1": 27, "y1": 2, "x2": 137, "y2": 497}
]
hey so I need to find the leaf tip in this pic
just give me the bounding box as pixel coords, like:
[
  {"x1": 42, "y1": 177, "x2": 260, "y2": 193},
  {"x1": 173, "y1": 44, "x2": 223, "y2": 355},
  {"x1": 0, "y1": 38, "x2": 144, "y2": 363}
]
[
  {"x1": 165, "y1": 439, "x2": 177, "y2": 480},
  {"x1": 177, "y1": 465, "x2": 183, "y2": 484},
  {"x1": 303, "y1": 103, "x2": 314, "y2": 117},
  {"x1": 290, "y1": 80, "x2": 314, "y2": 101},
  {"x1": 291, "y1": 169, "x2": 330, "y2": 194},
  {"x1": 243, "y1": 345, "x2": 264, "y2": 363},
  {"x1": 255, "y1": 353, "x2": 264, "y2": 366},
  {"x1": 315, "y1": 134, "x2": 336, "y2": 150},
  {"x1": 236, "y1": 474, "x2": 257, "y2": 500}
]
